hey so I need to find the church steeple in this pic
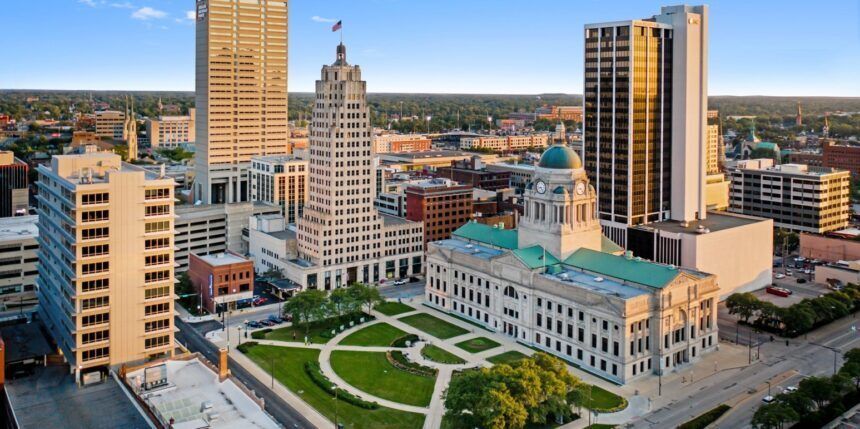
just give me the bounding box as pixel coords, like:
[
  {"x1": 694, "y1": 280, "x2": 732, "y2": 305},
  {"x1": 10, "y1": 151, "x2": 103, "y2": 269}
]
[{"x1": 124, "y1": 95, "x2": 138, "y2": 161}]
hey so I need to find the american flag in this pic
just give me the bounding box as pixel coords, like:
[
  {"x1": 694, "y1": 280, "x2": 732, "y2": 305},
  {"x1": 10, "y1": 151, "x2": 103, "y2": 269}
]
[{"x1": 332, "y1": 20, "x2": 342, "y2": 32}]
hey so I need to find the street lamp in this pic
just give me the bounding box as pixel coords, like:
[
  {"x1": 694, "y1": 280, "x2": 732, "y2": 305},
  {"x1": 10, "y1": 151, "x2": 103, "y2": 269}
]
[
  {"x1": 332, "y1": 384, "x2": 339, "y2": 429},
  {"x1": 809, "y1": 341, "x2": 841, "y2": 375},
  {"x1": 766, "y1": 380, "x2": 772, "y2": 396}
]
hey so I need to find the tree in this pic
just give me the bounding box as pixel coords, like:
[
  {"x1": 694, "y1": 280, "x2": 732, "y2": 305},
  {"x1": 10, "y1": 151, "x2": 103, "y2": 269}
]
[
  {"x1": 779, "y1": 305, "x2": 815, "y2": 335},
  {"x1": 844, "y1": 348, "x2": 860, "y2": 365},
  {"x1": 799, "y1": 376, "x2": 837, "y2": 409},
  {"x1": 774, "y1": 229, "x2": 799, "y2": 254},
  {"x1": 283, "y1": 289, "x2": 328, "y2": 334},
  {"x1": 775, "y1": 392, "x2": 813, "y2": 415},
  {"x1": 262, "y1": 267, "x2": 284, "y2": 280},
  {"x1": 328, "y1": 287, "x2": 358, "y2": 318},
  {"x1": 347, "y1": 283, "x2": 383, "y2": 314},
  {"x1": 726, "y1": 293, "x2": 760, "y2": 323},
  {"x1": 752, "y1": 402, "x2": 798, "y2": 429},
  {"x1": 757, "y1": 301, "x2": 780, "y2": 329}
]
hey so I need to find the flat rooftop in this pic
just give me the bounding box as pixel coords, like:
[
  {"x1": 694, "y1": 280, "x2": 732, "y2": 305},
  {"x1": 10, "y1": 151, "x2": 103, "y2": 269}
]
[
  {"x1": 380, "y1": 150, "x2": 472, "y2": 160},
  {"x1": 0, "y1": 215, "x2": 38, "y2": 243},
  {"x1": 5, "y1": 366, "x2": 151, "y2": 429},
  {"x1": 198, "y1": 252, "x2": 249, "y2": 266},
  {"x1": 433, "y1": 238, "x2": 505, "y2": 260},
  {"x1": 128, "y1": 358, "x2": 279, "y2": 429},
  {"x1": 638, "y1": 211, "x2": 769, "y2": 234},
  {"x1": 381, "y1": 213, "x2": 414, "y2": 226},
  {"x1": 1, "y1": 322, "x2": 52, "y2": 363},
  {"x1": 263, "y1": 228, "x2": 295, "y2": 241},
  {"x1": 543, "y1": 267, "x2": 647, "y2": 299}
]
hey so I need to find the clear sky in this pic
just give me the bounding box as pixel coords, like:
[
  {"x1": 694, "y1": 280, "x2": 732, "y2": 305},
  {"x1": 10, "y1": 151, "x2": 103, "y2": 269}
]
[{"x1": 2, "y1": 0, "x2": 859, "y2": 96}]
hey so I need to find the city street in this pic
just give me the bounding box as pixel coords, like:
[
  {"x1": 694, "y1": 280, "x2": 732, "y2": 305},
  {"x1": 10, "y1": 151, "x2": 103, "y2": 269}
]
[
  {"x1": 379, "y1": 279, "x2": 425, "y2": 299},
  {"x1": 634, "y1": 310, "x2": 860, "y2": 428}
]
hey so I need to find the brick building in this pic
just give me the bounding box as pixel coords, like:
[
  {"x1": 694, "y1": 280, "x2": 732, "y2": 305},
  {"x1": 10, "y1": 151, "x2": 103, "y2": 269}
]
[
  {"x1": 405, "y1": 178, "x2": 473, "y2": 244},
  {"x1": 188, "y1": 251, "x2": 254, "y2": 313},
  {"x1": 436, "y1": 157, "x2": 511, "y2": 191},
  {"x1": 0, "y1": 152, "x2": 28, "y2": 217},
  {"x1": 823, "y1": 140, "x2": 860, "y2": 176}
]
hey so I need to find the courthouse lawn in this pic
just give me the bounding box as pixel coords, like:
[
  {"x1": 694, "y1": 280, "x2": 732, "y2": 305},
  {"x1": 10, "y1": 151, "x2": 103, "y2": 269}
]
[
  {"x1": 339, "y1": 323, "x2": 409, "y2": 347},
  {"x1": 455, "y1": 337, "x2": 501, "y2": 353},
  {"x1": 486, "y1": 350, "x2": 530, "y2": 365},
  {"x1": 374, "y1": 301, "x2": 415, "y2": 316},
  {"x1": 330, "y1": 350, "x2": 436, "y2": 407},
  {"x1": 421, "y1": 344, "x2": 466, "y2": 365},
  {"x1": 242, "y1": 344, "x2": 425, "y2": 429},
  {"x1": 398, "y1": 313, "x2": 469, "y2": 339}
]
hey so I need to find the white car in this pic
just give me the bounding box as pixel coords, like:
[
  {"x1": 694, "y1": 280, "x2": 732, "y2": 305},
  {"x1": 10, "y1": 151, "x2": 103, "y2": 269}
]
[
  {"x1": 392, "y1": 279, "x2": 408, "y2": 286},
  {"x1": 786, "y1": 271, "x2": 793, "y2": 276},
  {"x1": 762, "y1": 395, "x2": 775, "y2": 403},
  {"x1": 784, "y1": 386, "x2": 798, "y2": 393},
  {"x1": 775, "y1": 273, "x2": 786, "y2": 279}
]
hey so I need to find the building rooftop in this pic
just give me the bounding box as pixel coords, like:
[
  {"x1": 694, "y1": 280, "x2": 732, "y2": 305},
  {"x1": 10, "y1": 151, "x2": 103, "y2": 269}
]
[
  {"x1": 563, "y1": 248, "x2": 690, "y2": 289},
  {"x1": 5, "y1": 365, "x2": 151, "y2": 429},
  {"x1": 197, "y1": 252, "x2": 250, "y2": 267},
  {"x1": 638, "y1": 211, "x2": 771, "y2": 235},
  {"x1": 0, "y1": 215, "x2": 38, "y2": 243},
  {"x1": 544, "y1": 265, "x2": 648, "y2": 299},
  {"x1": 263, "y1": 228, "x2": 295, "y2": 242},
  {"x1": 381, "y1": 213, "x2": 414, "y2": 226},
  {"x1": 512, "y1": 245, "x2": 560, "y2": 269},
  {"x1": 453, "y1": 222, "x2": 519, "y2": 250},
  {"x1": 432, "y1": 238, "x2": 506, "y2": 260},
  {"x1": 1, "y1": 322, "x2": 53, "y2": 364},
  {"x1": 380, "y1": 150, "x2": 473, "y2": 161},
  {"x1": 127, "y1": 358, "x2": 279, "y2": 429}
]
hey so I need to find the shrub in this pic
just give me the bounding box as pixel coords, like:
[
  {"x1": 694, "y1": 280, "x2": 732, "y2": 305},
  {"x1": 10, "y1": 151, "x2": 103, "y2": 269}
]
[
  {"x1": 303, "y1": 362, "x2": 379, "y2": 409},
  {"x1": 678, "y1": 404, "x2": 730, "y2": 429},
  {"x1": 386, "y1": 351, "x2": 437, "y2": 377},
  {"x1": 391, "y1": 333, "x2": 420, "y2": 348},
  {"x1": 236, "y1": 341, "x2": 258, "y2": 354},
  {"x1": 251, "y1": 328, "x2": 272, "y2": 340}
]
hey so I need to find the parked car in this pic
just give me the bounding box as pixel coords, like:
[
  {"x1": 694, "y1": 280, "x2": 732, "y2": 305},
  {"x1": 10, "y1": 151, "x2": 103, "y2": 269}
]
[
  {"x1": 766, "y1": 286, "x2": 791, "y2": 298},
  {"x1": 393, "y1": 279, "x2": 408, "y2": 286},
  {"x1": 762, "y1": 395, "x2": 775, "y2": 403},
  {"x1": 283, "y1": 313, "x2": 293, "y2": 322},
  {"x1": 784, "y1": 386, "x2": 798, "y2": 393},
  {"x1": 259, "y1": 319, "x2": 275, "y2": 327},
  {"x1": 253, "y1": 297, "x2": 268, "y2": 306},
  {"x1": 796, "y1": 278, "x2": 807, "y2": 284},
  {"x1": 775, "y1": 273, "x2": 786, "y2": 279},
  {"x1": 246, "y1": 321, "x2": 263, "y2": 329},
  {"x1": 268, "y1": 315, "x2": 284, "y2": 324},
  {"x1": 786, "y1": 271, "x2": 793, "y2": 276}
]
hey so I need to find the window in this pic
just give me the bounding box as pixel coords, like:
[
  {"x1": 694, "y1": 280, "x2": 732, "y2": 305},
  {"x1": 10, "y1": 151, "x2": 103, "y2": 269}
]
[
  {"x1": 82, "y1": 312, "x2": 109, "y2": 327},
  {"x1": 82, "y1": 244, "x2": 109, "y2": 257},
  {"x1": 81, "y1": 209, "x2": 109, "y2": 223},
  {"x1": 81, "y1": 192, "x2": 109, "y2": 205},
  {"x1": 145, "y1": 237, "x2": 170, "y2": 250},
  {"x1": 145, "y1": 205, "x2": 171, "y2": 217},
  {"x1": 145, "y1": 221, "x2": 170, "y2": 234},
  {"x1": 145, "y1": 188, "x2": 170, "y2": 200},
  {"x1": 82, "y1": 330, "x2": 109, "y2": 344},
  {"x1": 82, "y1": 296, "x2": 109, "y2": 310},
  {"x1": 145, "y1": 319, "x2": 170, "y2": 332},
  {"x1": 145, "y1": 254, "x2": 171, "y2": 267},
  {"x1": 82, "y1": 261, "x2": 109, "y2": 275},
  {"x1": 145, "y1": 270, "x2": 171, "y2": 283},
  {"x1": 145, "y1": 286, "x2": 170, "y2": 300},
  {"x1": 145, "y1": 335, "x2": 170, "y2": 349},
  {"x1": 81, "y1": 278, "x2": 109, "y2": 293},
  {"x1": 145, "y1": 303, "x2": 170, "y2": 316},
  {"x1": 82, "y1": 227, "x2": 109, "y2": 240},
  {"x1": 81, "y1": 346, "x2": 109, "y2": 362}
]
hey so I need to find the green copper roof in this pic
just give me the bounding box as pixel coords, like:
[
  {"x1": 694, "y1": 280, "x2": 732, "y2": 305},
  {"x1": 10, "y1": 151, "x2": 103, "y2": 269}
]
[
  {"x1": 756, "y1": 142, "x2": 779, "y2": 151},
  {"x1": 538, "y1": 145, "x2": 582, "y2": 169},
  {"x1": 452, "y1": 222, "x2": 518, "y2": 250},
  {"x1": 512, "y1": 245, "x2": 560, "y2": 269},
  {"x1": 601, "y1": 236, "x2": 624, "y2": 254},
  {"x1": 563, "y1": 248, "x2": 680, "y2": 288}
]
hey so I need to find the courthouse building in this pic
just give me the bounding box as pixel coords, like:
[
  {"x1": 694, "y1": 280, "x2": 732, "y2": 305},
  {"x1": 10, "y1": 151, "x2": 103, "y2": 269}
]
[{"x1": 426, "y1": 145, "x2": 720, "y2": 384}]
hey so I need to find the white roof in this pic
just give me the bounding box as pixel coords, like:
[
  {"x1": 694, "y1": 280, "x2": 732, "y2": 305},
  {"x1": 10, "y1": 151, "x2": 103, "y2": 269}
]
[
  {"x1": 0, "y1": 216, "x2": 38, "y2": 243},
  {"x1": 198, "y1": 252, "x2": 249, "y2": 266}
]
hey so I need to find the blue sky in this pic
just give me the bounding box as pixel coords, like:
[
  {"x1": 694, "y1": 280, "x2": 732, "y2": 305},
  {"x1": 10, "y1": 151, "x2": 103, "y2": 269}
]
[{"x1": 2, "y1": 0, "x2": 859, "y2": 95}]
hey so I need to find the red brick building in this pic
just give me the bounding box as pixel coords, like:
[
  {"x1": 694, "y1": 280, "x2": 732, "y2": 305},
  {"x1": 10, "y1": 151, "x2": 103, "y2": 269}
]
[
  {"x1": 436, "y1": 157, "x2": 511, "y2": 191},
  {"x1": 188, "y1": 251, "x2": 254, "y2": 313},
  {"x1": 823, "y1": 140, "x2": 860, "y2": 176},
  {"x1": 405, "y1": 179, "x2": 473, "y2": 244},
  {"x1": 390, "y1": 139, "x2": 431, "y2": 152}
]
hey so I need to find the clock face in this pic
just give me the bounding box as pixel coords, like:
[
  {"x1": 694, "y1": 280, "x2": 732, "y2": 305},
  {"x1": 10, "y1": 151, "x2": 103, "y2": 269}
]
[
  {"x1": 536, "y1": 180, "x2": 547, "y2": 194},
  {"x1": 576, "y1": 182, "x2": 586, "y2": 195}
]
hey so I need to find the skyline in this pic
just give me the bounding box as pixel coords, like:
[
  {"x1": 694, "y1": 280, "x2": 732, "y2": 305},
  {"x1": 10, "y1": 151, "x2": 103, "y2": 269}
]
[{"x1": 0, "y1": 0, "x2": 858, "y2": 96}]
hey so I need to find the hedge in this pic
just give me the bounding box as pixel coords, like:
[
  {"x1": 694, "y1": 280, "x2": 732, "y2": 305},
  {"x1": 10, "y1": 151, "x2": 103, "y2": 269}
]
[
  {"x1": 386, "y1": 351, "x2": 437, "y2": 377},
  {"x1": 303, "y1": 362, "x2": 380, "y2": 410},
  {"x1": 236, "y1": 341, "x2": 258, "y2": 354},
  {"x1": 251, "y1": 328, "x2": 272, "y2": 339},
  {"x1": 390, "y1": 333, "x2": 420, "y2": 348},
  {"x1": 679, "y1": 404, "x2": 730, "y2": 429}
]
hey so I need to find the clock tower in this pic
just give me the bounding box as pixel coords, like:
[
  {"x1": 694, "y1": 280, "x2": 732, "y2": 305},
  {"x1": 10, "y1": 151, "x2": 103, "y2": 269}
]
[{"x1": 518, "y1": 144, "x2": 602, "y2": 260}]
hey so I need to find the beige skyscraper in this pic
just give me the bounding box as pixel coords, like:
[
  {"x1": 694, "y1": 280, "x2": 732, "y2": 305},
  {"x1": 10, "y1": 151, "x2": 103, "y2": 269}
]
[
  {"x1": 284, "y1": 44, "x2": 424, "y2": 289},
  {"x1": 37, "y1": 153, "x2": 176, "y2": 378},
  {"x1": 194, "y1": 0, "x2": 289, "y2": 204}
]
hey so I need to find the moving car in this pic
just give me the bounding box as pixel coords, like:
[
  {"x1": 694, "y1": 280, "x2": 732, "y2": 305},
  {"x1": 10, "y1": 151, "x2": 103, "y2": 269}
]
[{"x1": 392, "y1": 279, "x2": 408, "y2": 286}]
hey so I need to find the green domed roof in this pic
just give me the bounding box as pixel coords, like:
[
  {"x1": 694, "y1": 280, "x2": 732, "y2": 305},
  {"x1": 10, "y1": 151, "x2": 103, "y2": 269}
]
[{"x1": 538, "y1": 144, "x2": 582, "y2": 169}]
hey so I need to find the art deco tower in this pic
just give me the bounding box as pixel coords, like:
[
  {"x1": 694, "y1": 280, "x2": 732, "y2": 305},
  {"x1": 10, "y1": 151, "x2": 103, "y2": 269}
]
[{"x1": 194, "y1": 0, "x2": 289, "y2": 204}]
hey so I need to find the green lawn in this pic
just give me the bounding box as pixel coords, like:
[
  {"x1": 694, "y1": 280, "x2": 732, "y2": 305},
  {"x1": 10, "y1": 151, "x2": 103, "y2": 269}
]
[
  {"x1": 421, "y1": 344, "x2": 466, "y2": 365},
  {"x1": 262, "y1": 324, "x2": 332, "y2": 344},
  {"x1": 330, "y1": 351, "x2": 436, "y2": 407},
  {"x1": 398, "y1": 313, "x2": 469, "y2": 339},
  {"x1": 486, "y1": 350, "x2": 530, "y2": 365},
  {"x1": 455, "y1": 337, "x2": 501, "y2": 354},
  {"x1": 339, "y1": 323, "x2": 408, "y2": 347},
  {"x1": 375, "y1": 301, "x2": 415, "y2": 316},
  {"x1": 241, "y1": 344, "x2": 425, "y2": 429},
  {"x1": 582, "y1": 385, "x2": 627, "y2": 412}
]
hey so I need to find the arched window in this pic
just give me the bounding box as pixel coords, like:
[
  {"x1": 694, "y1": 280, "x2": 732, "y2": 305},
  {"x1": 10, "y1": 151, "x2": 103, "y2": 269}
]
[{"x1": 504, "y1": 286, "x2": 518, "y2": 299}]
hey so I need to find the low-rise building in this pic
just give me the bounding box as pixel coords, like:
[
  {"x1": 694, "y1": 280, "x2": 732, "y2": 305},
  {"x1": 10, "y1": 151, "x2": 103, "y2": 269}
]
[
  {"x1": 823, "y1": 140, "x2": 860, "y2": 176},
  {"x1": 374, "y1": 133, "x2": 431, "y2": 153},
  {"x1": 486, "y1": 162, "x2": 536, "y2": 193},
  {"x1": 727, "y1": 159, "x2": 851, "y2": 233},
  {"x1": 800, "y1": 232, "x2": 860, "y2": 263},
  {"x1": 146, "y1": 109, "x2": 195, "y2": 149},
  {"x1": 0, "y1": 151, "x2": 29, "y2": 217},
  {"x1": 436, "y1": 157, "x2": 511, "y2": 191},
  {"x1": 460, "y1": 134, "x2": 550, "y2": 151},
  {"x1": 0, "y1": 215, "x2": 38, "y2": 317},
  {"x1": 94, "y1": 110, "x2": 125, "y2": 139},
  {"x1": 188, "y1": 251, "x2": 254, "y2": 313},
  {"x1": 249, "y1": 155, "x2": 308, "y2": 224}
]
